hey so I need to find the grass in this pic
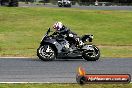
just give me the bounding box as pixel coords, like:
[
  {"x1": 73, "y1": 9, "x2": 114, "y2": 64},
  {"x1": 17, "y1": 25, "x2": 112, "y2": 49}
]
[
  {"x1": 0, "y1": 84, "x2": 132, "y2": 88},
  {"x1": 0, "y1": 7, "x2": 132, "y2": 57}
]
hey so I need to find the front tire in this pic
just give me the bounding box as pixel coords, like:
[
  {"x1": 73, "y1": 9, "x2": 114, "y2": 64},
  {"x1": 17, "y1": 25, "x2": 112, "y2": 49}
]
[
  {"x1": 37, "y1": 45, "x2": 56, "y2": 61},
  {"x1": 82, "y1": 45, "x2": 100, "y2": 61}
]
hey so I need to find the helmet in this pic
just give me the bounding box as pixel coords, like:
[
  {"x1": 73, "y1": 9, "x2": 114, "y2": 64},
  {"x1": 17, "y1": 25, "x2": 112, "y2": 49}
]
[{"x1": 53, "y1": 22, "x2": 63, "y2": 31}]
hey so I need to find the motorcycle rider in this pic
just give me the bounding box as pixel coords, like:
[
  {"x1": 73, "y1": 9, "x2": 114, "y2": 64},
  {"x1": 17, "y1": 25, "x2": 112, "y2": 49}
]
[{"x1": 52, "y1": 22, "x2": 83, "y2": 47}]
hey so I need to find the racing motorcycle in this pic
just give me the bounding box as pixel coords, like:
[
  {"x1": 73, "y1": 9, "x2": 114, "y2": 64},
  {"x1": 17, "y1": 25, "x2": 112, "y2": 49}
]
[{"x1": 37, "y1": 28, "x2": 100, "y2": 61}]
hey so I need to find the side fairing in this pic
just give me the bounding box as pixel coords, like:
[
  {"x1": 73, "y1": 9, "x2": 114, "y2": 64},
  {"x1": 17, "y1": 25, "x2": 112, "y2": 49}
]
[
  {"x1": 82, "y1": 45, "x2": 94, "y2": 50},
  {"x1": 41, "y1": 38, "x2": 63, "y2": 53}
]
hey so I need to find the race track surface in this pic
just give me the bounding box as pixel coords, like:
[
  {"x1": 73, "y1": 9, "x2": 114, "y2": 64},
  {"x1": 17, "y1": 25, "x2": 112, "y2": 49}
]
[
  {"x1": 19, "y1": 3, "x2": 132, "y2": 10},
  {"x1": 0, "y1": 58, "x2": 132, "y2": 83}
]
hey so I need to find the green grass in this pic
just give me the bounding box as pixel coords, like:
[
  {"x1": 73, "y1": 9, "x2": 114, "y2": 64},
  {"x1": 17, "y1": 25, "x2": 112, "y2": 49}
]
[
  {"x1": 0, "y1": 84, "x2": 132, "y2": 88},
  {"x1": 0, "y1": 7, "x2": 132, "y2": 57}
]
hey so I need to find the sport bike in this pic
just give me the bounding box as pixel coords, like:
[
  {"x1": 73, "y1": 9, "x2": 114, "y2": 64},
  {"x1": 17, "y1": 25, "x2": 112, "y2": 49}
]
[{"x1": 37, "y1": 28, "x2": 100, "y2": 61}]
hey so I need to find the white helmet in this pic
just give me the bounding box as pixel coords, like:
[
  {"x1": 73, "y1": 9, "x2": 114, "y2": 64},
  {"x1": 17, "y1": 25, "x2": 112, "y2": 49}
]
[{"x1": 53, "y1": 22, "x2": 63, "y2": 31}]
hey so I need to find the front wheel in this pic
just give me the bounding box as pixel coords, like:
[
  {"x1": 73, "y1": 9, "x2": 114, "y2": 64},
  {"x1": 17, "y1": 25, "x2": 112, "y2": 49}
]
[
  {"x1": 82, "y1": 45, "x2": 100, "y2": 61},
  {"x1": 37, "y1": 45, "x2": 56, "y2": 61}
]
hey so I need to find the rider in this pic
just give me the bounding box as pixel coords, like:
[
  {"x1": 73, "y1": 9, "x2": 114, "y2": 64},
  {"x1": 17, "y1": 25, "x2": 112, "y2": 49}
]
[{"x1": 52, "y1": 22, "x2": 83, "y2": 47}]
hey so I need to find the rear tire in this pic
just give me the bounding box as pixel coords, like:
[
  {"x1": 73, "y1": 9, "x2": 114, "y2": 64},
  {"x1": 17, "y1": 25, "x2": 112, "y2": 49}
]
[
  {"x1": 82, "y1": 45, "x2": 100, "y2": 61},
  {"x1": 37, "y1": 45, "x2": 56, "y2": 61}
]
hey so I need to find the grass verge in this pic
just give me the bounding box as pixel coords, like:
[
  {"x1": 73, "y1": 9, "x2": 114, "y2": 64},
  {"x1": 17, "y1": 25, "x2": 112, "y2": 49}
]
[
  {"x1": 0, "y1": 83, "x2": 132, "y2": 88},
  {"x1": 0, "y1": 7, "x2": 132, "y2": 57}
]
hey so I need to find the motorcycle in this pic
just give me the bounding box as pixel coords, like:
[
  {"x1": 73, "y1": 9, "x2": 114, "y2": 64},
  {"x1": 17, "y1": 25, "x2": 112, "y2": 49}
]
[
  {"x1": 58, "y1": 0, "x2": 71, "y2": 7},
  {"x1": 37, "y1": 28, "x2": 100, "y2": 61}
]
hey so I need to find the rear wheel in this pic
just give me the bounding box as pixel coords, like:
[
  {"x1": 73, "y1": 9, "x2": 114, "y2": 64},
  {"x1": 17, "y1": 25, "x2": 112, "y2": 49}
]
[
  {"x1": 37, "y1": 45, "x2": 56, "y2": 61},
  {"x1": 82, "y1": 45, "x2": 100, "y2": 61}
]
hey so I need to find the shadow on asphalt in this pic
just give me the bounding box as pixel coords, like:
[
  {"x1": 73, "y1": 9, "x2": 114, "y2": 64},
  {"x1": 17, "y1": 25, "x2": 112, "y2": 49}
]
[
  {"x1": 0, "y1": 57, "x2": 101, "y2": 62},
  {"x1": 33, "y1": 58, "x2": 100, "y2": 62}
]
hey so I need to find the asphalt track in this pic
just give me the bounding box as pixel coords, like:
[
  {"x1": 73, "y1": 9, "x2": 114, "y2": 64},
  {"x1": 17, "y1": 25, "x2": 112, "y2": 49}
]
[
  {"x1": 19, "y1": 3, "x2": 132, "y2": 10},
  {"x1": 0, "y1": 58, "x2": 132, "y2": 83}
]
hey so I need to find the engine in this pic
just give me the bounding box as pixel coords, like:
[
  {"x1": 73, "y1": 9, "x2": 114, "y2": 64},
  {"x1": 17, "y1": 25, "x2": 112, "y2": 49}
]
[{"x1": 60, "y1": 40, "x2": 70, "y2": 52}]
